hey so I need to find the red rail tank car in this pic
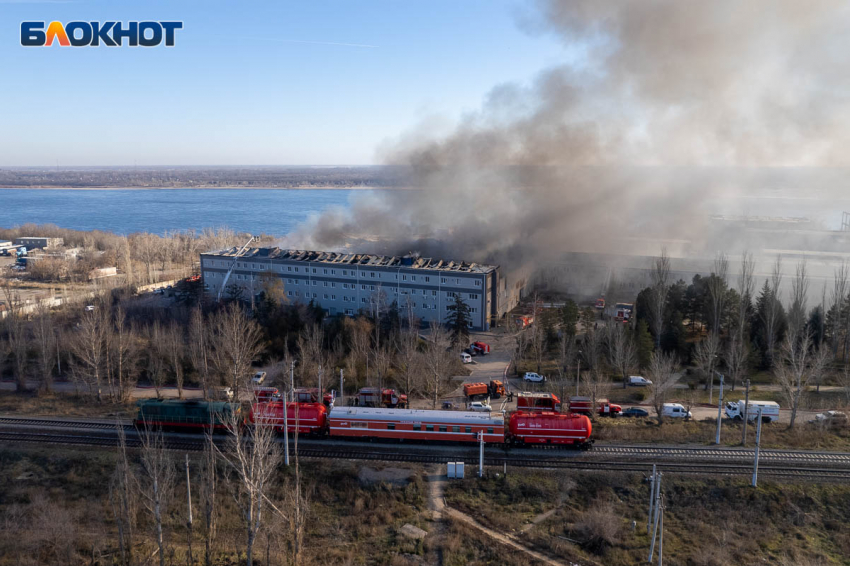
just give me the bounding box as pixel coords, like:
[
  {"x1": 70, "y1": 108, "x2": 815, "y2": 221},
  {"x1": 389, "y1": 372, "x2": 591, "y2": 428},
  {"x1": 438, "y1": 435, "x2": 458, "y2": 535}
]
[{"x1": 508, "y1": 411, "x2": 592, "y2": 449}]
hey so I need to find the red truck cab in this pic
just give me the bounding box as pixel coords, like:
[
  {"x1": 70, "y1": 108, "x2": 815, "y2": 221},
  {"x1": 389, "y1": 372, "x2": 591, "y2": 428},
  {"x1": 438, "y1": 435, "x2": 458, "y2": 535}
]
[
  {"x1": 517, "y1": 392, "x2": 562, "y2": 412},
  {"x1": 569, "y1": 397, "x2": 622, "y2": 416}
]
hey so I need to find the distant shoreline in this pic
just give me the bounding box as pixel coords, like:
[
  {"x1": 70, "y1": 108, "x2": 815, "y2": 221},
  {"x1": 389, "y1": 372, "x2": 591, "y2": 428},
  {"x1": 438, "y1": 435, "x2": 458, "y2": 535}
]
[{"x1": 0, "y1": 186, "x2": 393, "y2": 190}]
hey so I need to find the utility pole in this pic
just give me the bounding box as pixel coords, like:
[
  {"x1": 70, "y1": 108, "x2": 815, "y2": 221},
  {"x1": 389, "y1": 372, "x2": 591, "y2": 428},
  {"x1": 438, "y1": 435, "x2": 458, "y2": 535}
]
[
  {"x1": 647, "y1": 464, "x2": 657, "y2": 533},
  {"x1": 478, "y1": 431, "x2": 484, "y2": 478},
  {"x1": 714, "y1": 371, "x2": 724, "y2": 444},
  {"x1": 648, "y1": 473, "x2": 662, "y2": 562},
  {"x1": 752, "y1": 406, "x2": 763, "y2": 487},
  {"x1": 290, "y1": 361, "x2": 295, "y2": 402},
  {"x1": 185, "y1": 454, "x2": 194, "y2": 565},
  {"x1": 741, "y1": 379, "x2": 751, "y2": 446},
  {"x1": 318, "y1": 365, "x2": 323, "y2": 400},
  {"x1": 657, "y1": 502, "x2": 663, "y2": 566}
]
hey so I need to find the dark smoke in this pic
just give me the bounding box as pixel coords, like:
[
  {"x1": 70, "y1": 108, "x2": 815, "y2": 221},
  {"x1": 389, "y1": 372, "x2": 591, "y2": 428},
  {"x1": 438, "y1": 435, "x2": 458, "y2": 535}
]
[{"x1": 284, "y1": 0, "x2": 850, "y2": 275}]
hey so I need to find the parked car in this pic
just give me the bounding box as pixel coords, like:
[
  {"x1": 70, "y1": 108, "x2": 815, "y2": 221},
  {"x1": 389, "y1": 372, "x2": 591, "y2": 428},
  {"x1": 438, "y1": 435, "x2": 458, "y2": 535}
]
[
  {"x1": 622, "y1": 407, "x2": 649, "y2": 418},
  {"x1": 211, "y1": 387, "x2": 234, "y2": 401},
  {"x1": 461, "y1": 352, "x2": 472, "y2": 364},
  {"x1": 252, "y1": 371, "x2": 267, "y2": 385},
  {"x1": 810, "y1": 411, "x2": 848, "y2": 428},
  {"x1": 628, "y1": 376, "x2": 652, "y2": 386},
  {"x1": 468, "y1": 401, "x2": 492, "y2": 412},
  {"x1": 523, "y1": 372, "x2": 545, "y2": 383}
]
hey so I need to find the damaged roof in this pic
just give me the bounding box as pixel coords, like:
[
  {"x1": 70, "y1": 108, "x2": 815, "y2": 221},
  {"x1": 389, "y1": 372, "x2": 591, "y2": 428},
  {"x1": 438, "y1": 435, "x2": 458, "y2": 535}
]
[{"x1": 202, "y1": 247, "x2": 497, "y2": 274}]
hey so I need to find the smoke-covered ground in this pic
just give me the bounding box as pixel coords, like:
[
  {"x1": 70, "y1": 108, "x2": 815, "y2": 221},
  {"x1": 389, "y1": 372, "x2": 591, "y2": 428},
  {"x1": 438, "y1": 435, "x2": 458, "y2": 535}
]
[{"x1": 282, "y1": 0, "x2": 850, "y2": 280}]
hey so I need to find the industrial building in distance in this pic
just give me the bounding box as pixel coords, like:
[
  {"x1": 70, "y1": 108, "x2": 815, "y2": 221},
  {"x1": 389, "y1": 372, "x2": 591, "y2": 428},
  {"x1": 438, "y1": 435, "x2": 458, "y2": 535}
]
[
  {"x1": 200, "y1": 248, "x2": 513, "y2": 331},
  {"x1": 14, "y1": 236, "x2": 64, "y2": 249}
]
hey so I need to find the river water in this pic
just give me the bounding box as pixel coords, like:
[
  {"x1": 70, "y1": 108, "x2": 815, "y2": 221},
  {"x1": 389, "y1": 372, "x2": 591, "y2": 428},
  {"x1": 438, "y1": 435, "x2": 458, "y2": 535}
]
[{"x1": 0, "y1": 188, "x2": 373, "y2": 236}]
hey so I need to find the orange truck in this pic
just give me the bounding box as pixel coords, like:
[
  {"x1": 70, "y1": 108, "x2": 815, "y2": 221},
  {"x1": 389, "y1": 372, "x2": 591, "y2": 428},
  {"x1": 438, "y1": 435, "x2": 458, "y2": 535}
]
[{"x1": 464, "y1": 380, "x2": 506, "y2": 400}]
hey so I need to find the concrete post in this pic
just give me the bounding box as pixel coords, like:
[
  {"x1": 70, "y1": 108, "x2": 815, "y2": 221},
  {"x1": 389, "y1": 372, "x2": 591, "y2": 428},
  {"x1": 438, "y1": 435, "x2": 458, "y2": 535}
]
[
  {"x1": 752, "y1": 406, "x2": 763, "y2": 487},
  {"x1": 715, "y1": 372, "x2": 724, "y2": 444}
]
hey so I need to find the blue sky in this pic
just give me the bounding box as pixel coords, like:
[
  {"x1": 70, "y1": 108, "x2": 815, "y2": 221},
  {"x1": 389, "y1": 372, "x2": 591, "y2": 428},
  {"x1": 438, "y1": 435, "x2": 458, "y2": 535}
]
[{"x1": 0, "y1": 0, "x2": 567, "y2": 166}]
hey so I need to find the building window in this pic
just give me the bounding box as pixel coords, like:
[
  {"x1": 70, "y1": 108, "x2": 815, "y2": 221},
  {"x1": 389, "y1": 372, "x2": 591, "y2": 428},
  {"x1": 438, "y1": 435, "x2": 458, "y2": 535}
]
[
  {"x1": 313, "y1": 281, "x2": 318, "y2": 286},
  {"x1": 312, "y1": 268, "x2": 317, "y2": 274},
  {"x1": 456, "y1": 278, "x2": 461, "y2": 284},
  {"x1": 425, "y1": 277, "x2": 430, "y2": 282},
  {"x1": 370, "y1": 272, "x2": 376, "y2": 278},
  {"x1": 287, "y1": 291, "x2": 293, "y2": 297},
  {"x1": 287, "y1": 266, "x2": 292, "y2": 272},
  {"x1": 294, "y1": 267, "x2": 299, "y2": 273},
  {"x1": 342, "y1": 270, "x2": 347, "y2": 276},
  {"x1": 475, "y1": 280, "x2": 482, "y2": 287},
  {"x1": 470, "y1": 293, "x2": 478, "y2": 299},
  {"x1": 332, "y1": 282, "x2": 336, "y2": 288},
  {"x1": 471, "y1": 308, "x2": 477, "y2": 313},
  {"x1": 402, "y1": 275, "x2": 407, "y2": 281},
  {"x1": 370, "y1": 285, "x2": 375, "y2": 291},
  {"x1": 331, "y1": 269, "x2": 336, "y2": 275},
  {"x1": 432, "y1": 290, "x2": 437, "y2": 296},
  {"x1": 361, "y1": 285, "x2": 367, "y2": 290},
  {"x1": 345, "y1": 309, "x2": 354, "y2": 315},
  {"x1": 332, "y1": 295, "x2": 336, "y2": 300},
  {"x1": 361, "y1": 298, "x2": 367, "y2": 303},
  {"x1": 324, "y1": 294, "x2": 329, "y2": 299},
  {"x1": 323, "y1": 269, "x2": 328, "y2": 274},
  {"x1": 441, "y1": 277, "x2": 447, "y2": 284},
  {"x1": 324, "y1": 282, "x2": 328, "y2": 287}
]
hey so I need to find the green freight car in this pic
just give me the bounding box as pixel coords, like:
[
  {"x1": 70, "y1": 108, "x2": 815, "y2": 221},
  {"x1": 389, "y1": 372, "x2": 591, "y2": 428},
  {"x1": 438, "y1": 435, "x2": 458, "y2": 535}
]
[{"x1": 134, "y1": 399, "x2": 242, "y2": 432}]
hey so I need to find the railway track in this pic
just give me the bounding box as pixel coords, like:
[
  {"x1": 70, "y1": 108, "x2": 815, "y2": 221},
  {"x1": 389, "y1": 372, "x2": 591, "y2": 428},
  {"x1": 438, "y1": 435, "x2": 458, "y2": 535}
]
[
  {"x1": 3, "y1": 416, "x2": 850, "y2": 467},
  {"x1": 2, "y1": 430, "x2": 850, "y2": 481}
]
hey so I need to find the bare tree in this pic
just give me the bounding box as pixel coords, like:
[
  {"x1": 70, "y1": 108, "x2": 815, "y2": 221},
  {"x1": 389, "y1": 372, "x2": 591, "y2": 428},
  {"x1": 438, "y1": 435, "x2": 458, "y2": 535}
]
[
  {"x1": 775, "y1": 326, "x2": 831, "y2": 429},
  {"x1": 554, "y1": 331, "x2": 577, "y2": 401},
  {"x1": 209, "y1": 303, "x2": 264, "y2": 398},
  {"x1": 707, "y1": 252, "x2": 729, "y2": 335},
  {"x1": 762, "y1": 256, "x2": 784, "y2": 368},
  {"x1": 32, "y1": 304, "x2": 56, "y2": 393},
  {"x1": 606, "y1": 321, "x2": 636, "y2": 389},
  {"x1": 70, "y1": 309, "x2": 108, "y2": 401},
  {"x1": 199, "y1": 431, "x2": 218, "y2": 566},
  {"x1": 287, "y1": 416, "x2": 310, "y2": 565},
  {"x1": 649, "y1": 249, "x2": 671, "y2": 350},
  {"x1": 693, "y1": 332, "x2": 720, "y2": 400},
  {"x1": 394, "y1": 326, "x2": 421, "y2": 396},
  {"x1": 188, "y1": 306, "x2": 212, "y2": 399},
  {"x1": 109, "y1": 424, "x2": 136, "y2": 566},
  {"x1": 110, "y1": 308, "x2": 139, "y2": 402},
  {"x1": 219, "y1": 404, "x2": 282, "y2": 566},
  {"x1": 296, "y1": 323, "x2": 324, "y2": 388},
  {"x1": 2, "y1": 282, "x2": 28, "y2": 392},
  {"x1": 147, "y1": 322, "x2": 168, "y2": 398},
  {"x1": 137, "y1": 425, "x2": 176, "y2": 566},
  {"x1": 831, "y1": 262, "x2": 848, "y2": 359},
  {"x1": 648, "y1": 352, "x2": 680, "y2": 424},
  {"x1": 422, "y1": 321, "x2": 453, "y2": 408},
  {"x1": 724, "y1": 333, "x2": 749, "y2": 397},
  {"x1": 163, "y1": 321, "x2": 186, "y2": 398},
  {"x1": 528, "y1": 292, "x2": 546, "y2": 373}
]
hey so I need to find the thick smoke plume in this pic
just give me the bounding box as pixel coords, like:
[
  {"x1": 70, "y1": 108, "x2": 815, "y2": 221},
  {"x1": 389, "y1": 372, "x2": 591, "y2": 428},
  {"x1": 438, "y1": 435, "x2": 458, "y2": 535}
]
[{"x1": 284, "y1": 0, "x2": 850, "y2": 274}]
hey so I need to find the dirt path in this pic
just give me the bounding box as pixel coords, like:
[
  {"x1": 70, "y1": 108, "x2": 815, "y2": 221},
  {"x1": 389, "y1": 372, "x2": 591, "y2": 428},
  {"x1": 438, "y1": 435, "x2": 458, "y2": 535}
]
[
  {"x1": 426, "y1": 470, "x2": 583, "y2": 566},
  {"x1": 441, "y1": 505, "x2": 583, "y2": 566},
  {"x1": 425, "y1": 470, "x2": 447, "y2": 565}
]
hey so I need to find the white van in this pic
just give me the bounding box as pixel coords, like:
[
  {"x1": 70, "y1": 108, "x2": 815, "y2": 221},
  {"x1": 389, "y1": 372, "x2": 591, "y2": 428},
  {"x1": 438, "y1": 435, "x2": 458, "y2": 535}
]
[
  {"x1": 661, "y1": 403, "x2": 692, "y2": 419},
  {"x1": 725, "y1": 400, "x2": 780, "y2": 423},
  {"x1": 629, "y1": 376, "x2": 652, "y2": 387},
  {"x1": 460, "y1": 352, "x2": 472, "y2": 364}
]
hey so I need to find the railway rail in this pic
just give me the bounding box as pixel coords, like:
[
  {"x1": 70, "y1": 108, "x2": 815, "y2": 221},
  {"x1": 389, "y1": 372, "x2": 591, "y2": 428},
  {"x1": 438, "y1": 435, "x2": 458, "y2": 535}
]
[{"x1": 2, "y1": 429, "x2": 850, "y2": 481}]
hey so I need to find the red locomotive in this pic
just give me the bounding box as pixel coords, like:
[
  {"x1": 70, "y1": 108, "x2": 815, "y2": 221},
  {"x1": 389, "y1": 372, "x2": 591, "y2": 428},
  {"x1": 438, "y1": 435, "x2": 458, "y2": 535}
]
[{"x1": 250, "y1": 401, "x2": 328, "y2": 435}]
